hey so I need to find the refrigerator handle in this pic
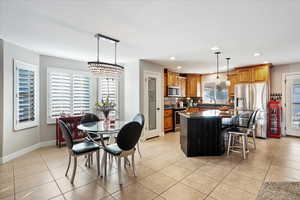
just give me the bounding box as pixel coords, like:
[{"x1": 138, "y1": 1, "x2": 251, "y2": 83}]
[{"x1": 262, "y1": 84, "x2": 266, "y2": 110}]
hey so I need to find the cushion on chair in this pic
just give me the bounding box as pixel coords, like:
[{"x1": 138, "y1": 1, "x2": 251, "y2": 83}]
[
  {"x1": 72, "y1": 142, "x2": 100, "y2": 155},
  {"x1": 104, "y1": 143, "x2": 123, "y2": 156}
]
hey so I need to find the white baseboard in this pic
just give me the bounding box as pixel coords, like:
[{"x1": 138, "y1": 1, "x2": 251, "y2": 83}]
[{"x1": 0, "y1": 140, "x2": 56, "y2": 164}]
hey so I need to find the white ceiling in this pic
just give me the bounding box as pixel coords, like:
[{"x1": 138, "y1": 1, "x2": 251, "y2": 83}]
[{"x1": 1, "y1": 0, "x2": 300, "y2": 73}]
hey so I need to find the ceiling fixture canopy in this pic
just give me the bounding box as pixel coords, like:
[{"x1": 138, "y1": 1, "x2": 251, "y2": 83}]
[
  {"x1": 214, "y1": 51, "x2": 221, "y2": 85},
  {"x1": 226, "y1": 57, "x2": 231, "y2": 86},
  {"x1": 88, "y1": 33, "x2": 124, "y2": 75}
]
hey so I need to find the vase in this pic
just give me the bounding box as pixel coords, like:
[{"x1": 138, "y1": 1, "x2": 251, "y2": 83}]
[{"x1": 103, "y1": 110, "x2": 110, "y2": 121}]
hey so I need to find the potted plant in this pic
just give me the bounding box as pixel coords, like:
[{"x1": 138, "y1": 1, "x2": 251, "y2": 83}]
[{"x1": 95, "y1": 97, "x2": 116, "y2": 121}]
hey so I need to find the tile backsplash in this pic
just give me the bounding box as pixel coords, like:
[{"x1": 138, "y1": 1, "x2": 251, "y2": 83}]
[{"x1": 164, "y1": 97, "x2": 202, "y2": 106}]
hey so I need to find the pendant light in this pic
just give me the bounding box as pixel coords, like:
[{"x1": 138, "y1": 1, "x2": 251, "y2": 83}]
[
  {"x1": 214, "y1": 52, "x2": 221, "y2": 85},
  {"x1": 88, "y1": 33, "x2": 124, "y2": 75},
  {"x1": 225, "y1": 57, "x2": 231, "y2": 86}
]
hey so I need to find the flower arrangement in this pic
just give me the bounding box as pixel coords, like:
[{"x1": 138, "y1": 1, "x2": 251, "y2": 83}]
[{"x1": 95, "y1": 97, "x2": 116, "y2": 120}]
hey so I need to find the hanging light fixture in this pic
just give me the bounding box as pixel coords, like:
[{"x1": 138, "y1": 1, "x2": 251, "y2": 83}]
[
  {"x1": 88, "y1": 33, "x2": 124, "y2": 75},
  {"x1": 225, "y1": 57, "x2": 231, "y2": 86},
  {"x1": 214, "y1": 51, "x2": 221, "y2": 85}
]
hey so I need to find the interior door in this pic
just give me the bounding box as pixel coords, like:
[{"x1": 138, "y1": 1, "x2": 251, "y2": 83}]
[
  {"x1": 144, "y1": 72, "x2": 162, "y2": 139},
  {"x1": 285, "y1": 74, "x2": 300, "y2": 136}
]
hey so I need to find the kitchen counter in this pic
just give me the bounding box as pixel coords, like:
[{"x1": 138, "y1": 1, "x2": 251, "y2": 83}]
[
  {"x1": 180, "y1": 110, "x2": 228, "y2": 157},
  {"x1": 164, "y1": 104, "x2": 233, "y2": 110},
  {"x1": 180, "y1": 110, "x2": 233, "y2": 118}
]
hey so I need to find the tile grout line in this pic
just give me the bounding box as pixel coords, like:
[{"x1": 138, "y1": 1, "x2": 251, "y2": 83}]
[{"x1": 202, "y1": 157, "x2": 243, "y2": 200}]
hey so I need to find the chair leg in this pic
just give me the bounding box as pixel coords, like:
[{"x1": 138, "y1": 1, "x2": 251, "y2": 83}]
[
  {"x1": 101, "y1": 151, "x2": 107, "y2": 177},
  {"x1": 252, "y1": 131, "x2": 256, "y2": 150},
  {"x1": 91, "y1": 153, "x2": 94, "y2": 165},
  {"x1": 132, "y1": 153, "x2": 136, "y2": 177},
  {"x1": 137, "y1": 142, "x2": 142, "y2": 158},
  {"x1": 65, "y1": 153, "x2": 71, "y2": 176},
  {"x1": 117, "y1": 157, "x2": 122, "y2": 184},
  {"x1": 96, "y1": 150, "x2": 100, "y2": 176},
  {"x1": 71, "y1": 156, "x2": 77, "y2": 184},
  {"x1": 227, "y1": 133, "x2": 232, "y2": 156},
  {"x1": 241, "y1": 135, "x2": 247, "y2": 160}
]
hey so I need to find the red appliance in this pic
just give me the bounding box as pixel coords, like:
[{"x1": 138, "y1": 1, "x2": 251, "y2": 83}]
[{"x1": 267, "y1": 101, "x2": 282, "y2": 138}]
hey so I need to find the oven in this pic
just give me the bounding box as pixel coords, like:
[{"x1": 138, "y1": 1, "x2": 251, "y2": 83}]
[{"x1": 174, "y1": 108, "x2": 186, "y2": 131}]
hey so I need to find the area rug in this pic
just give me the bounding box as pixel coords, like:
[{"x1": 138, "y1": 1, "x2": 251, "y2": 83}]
[{"x1": 256, "y1": 182, "x2": 300, "y2": 200}]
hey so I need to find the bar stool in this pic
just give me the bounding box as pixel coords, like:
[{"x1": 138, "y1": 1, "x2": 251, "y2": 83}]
[{"x1": 227, "y1": 110, "x2": 258, "y2": 159}]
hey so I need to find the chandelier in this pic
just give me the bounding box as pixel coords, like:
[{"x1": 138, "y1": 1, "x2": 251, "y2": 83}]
[{"x1": 88, "y1": 33, "x2": 124, "y2": 75}]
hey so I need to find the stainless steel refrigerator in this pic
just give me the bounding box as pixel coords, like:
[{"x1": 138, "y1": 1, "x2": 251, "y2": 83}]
[{"x1": 234, "y1": 83, "x2": 269, "y2": 138}]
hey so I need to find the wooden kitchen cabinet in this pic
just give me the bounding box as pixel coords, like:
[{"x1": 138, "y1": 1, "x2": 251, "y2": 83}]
[
  {"x1": 236, "y1": 67, "x2": 252, "y2": 83},
  {"x1": 179, "y1": 77, "x2": 186, "y2": 97},
  {"x1": 252, "y1": 65, "x2": 270, "y2": 82},
  {"x1": 164, "y1": 109, "x2": 173, "y2": 132},
  {"x1": 228, "y1": 73, "x2": 238, "y2": 95},
  {"x1": 167, "y1": 71, "x2": 179, "y2": 87},
  {"x1": 186, "y1": 74, "x2": 201, "y2": 97}
]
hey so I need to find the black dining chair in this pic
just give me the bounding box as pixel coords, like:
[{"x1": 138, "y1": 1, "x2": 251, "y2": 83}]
[
  {"x1": 132, "y1": 113, "x2": 145, "y2": 157},
  {"x1": 58, "y1": 120, "x2": 101, "y2": 184},
  {"x1": 101, "y1": 121, "x2": 142, "y2": 184}
]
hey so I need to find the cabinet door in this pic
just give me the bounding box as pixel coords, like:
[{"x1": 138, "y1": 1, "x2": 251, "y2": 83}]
[
  {"x1": 237, "y1": 68, "x2": 252, "y2": 83},
  {"x1": 179, "y1": 78, "x2": 186, "y2": 97},
  {"x1": 187, "y1": 75, "x2": 200, "y2": 97},
  {"x1": 228, "y1": 74, "x2": 237, "y2": 95},
  {"x1": 253, "y1": 66, "x2": 269, "y2": 82},
  {"x1": 164, "y1": 117, "x2": 173, "y2": 131}
]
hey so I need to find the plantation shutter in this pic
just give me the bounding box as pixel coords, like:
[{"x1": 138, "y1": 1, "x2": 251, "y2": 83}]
[
  {"x1": 16, "y1": 68, "x2": 35, "y2": 123},
  {"x1": 73, "y1": 75, "x2": 91, "y2": 115},
  {"x1": 49, "y1": 72, "x2": 72, "y2": 118},
  {"x1": 98, "y1": 77, "x2": 119, "y2": 119}
]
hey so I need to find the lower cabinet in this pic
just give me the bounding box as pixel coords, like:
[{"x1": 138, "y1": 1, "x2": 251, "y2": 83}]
[{"x1": 164, "y1": 109, "x2": 173, "y2": 132}]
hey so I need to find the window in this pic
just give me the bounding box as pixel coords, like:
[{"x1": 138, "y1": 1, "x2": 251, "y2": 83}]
[
  {"x1": 98, "y1": 77, "x2": 120, "y2": 119},
  {"x1": 203, "y1": 81, "x2": 228, "y2": 104},
  {"x1": 47, "y1": 68, "x2": 91, "y2": 123},
  {"x1": 14, "y1": 60, "x2": 39, "y2": 130}
]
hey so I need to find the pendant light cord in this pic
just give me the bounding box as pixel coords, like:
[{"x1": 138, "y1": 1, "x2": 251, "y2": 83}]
[
  {"x1": 215, "y1": 52, "x2": 221, "y2": 79},
  {"x1": 114, "y1": 42, "x2": 117, "y2": 65},
  {"x1": 97, "y1": 35, "x2": 100, "y2": 62}
]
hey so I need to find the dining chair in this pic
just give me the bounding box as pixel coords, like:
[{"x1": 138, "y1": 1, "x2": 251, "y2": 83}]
[
  {"x1": 226, "y1": 110, "x2": 259, "y2": 159},
  {"x1": 101, "y1": 121, "x2": 142, "y2": 184},
  {"x1": 132, "y1": 113, "x2": 145, "y2": 157},
  {"x1": 58, "y1": 120, "x2": 101, "y2": 184},
  {"x1": 80, "y1": 113, "x2": 110, "y2": 167}
]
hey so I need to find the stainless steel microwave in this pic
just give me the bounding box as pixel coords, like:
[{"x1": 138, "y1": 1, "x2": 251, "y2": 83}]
[{"x1": 168, "y1": 86, "x2": 181, "y2": 97}]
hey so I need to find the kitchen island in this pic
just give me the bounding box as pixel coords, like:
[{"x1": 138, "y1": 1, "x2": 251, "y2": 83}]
[{"x1": 179, "y1": 110, "x2": 232, "y2": 157}]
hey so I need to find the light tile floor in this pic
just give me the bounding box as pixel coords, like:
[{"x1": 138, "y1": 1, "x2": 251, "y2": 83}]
[{"x1": 1, "y1": 132, "x2": 300, "y2": 200}]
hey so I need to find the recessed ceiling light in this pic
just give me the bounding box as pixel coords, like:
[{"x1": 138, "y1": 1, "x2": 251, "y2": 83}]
[
  {"x1": 170, "y1": 56, "x2": 176, "y2": 60},
  {"x1": 211, "y1": 46, "x2": 219, "y2": 51},
  {"x1": 254, "y1": 52, "x2": 261, "y2": 57},
  {"x1": 177, "y1": 66, "x2": 182, "y2": 69},
  {"x1": 263, "y1": 61, "x2": 269, "y2": 64}
]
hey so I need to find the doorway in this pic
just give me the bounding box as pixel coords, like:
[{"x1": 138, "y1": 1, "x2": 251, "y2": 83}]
[
  {"x1": 143, "y1": 71, "x2": 162, "y2": 139},
  {"x1": 284, "y1": 73, "x2": 300, "y2": 136}
]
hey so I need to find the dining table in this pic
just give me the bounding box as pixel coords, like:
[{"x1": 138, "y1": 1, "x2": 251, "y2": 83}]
[{"x1": 77, "y1": 120, "x2": 127, "y2": 147}]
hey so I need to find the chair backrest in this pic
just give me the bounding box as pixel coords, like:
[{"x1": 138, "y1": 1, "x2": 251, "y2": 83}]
[
  {"x1": 80, "y1": 113, "x2": 100, "y2": 124},
  {"x1": 58, "y1": 120, "x2": 73, "y2": 149},
  {"x1": 116, "y1": 121, "x2": 142, "y2": 151},
  {"x1": 132, "y1": 113, "x2": 145, "y2": 129},
  {"x1": 248, "y1": 109, "x2": 259, "y2": 129}
]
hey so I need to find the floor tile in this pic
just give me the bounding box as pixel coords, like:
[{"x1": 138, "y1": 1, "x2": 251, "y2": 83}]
[
  {"x1": 139, "y1": 172, "x2": 177, "y2": 194},
  {"x1": 160, "y1": 165, "x2": 193, "y2": 181},
  {"x1": 210, "y1": 183, "x2": 256, "y2": 200},
  {"x1": 64, "y1": 182, "x2": 109, "y2": 200},
  {"x1": 161, "y1": 183, "x2": 206, "y2": 200},
  {"x1": 112, "y1": 183, "x2": 158, "y2": 200},
  {"x1": 15, "y1": 182, "x2": 61, "y2": 200}
]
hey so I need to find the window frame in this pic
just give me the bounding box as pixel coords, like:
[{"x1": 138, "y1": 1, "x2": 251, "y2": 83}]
[
  {"x1": 97, "y1": 75, "x2": 121, "y2": 120},
  {"x1": 13, "y1": 59, "x2": 40, "y2": 130},
  {"x1": 203, "y1": 81, "x2": 228, "y2": 104},
  {"x1": 47, "y1": 67, "x2": 92, "y2": 124}
]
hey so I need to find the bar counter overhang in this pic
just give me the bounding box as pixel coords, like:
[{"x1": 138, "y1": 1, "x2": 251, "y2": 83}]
[{"x1": 179, "y1": 110, "x2": 232, "y2": 157}]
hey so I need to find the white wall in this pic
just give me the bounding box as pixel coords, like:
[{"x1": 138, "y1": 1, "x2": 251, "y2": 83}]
[
  {"x1": 139, "y1": 60, "x2": 164, "y2": 133},
  {"x1": 2, "y1": 41, "x2": 40, "y2": 157},
  {"x1": 39, "y1": 55, "x2": 98, "y2": 142},
  {"x1": 271, "y1": 63, "x2": 300, "y2": 93},
  {"x1": 0, "y1": 39, "x2": 4, "y2": 158},
  {"x1": 123, "y1": 60, "x2": 140, "y2": 121}
]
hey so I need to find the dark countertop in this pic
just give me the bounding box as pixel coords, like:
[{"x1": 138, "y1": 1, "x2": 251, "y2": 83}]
[
  {"x1": 179, "y1": 110, "x2": 233, "y2": 119},
  {"x1": 164, "y1": 104, "x2": 233, "y2": 110}
]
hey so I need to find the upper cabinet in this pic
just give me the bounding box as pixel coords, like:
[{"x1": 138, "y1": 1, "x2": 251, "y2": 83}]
[
  {"x1": 186, "y1": 74, "x2": 201, "y2": 97},
  {"x1": 235, "y1": 64, "x2": 271, "y2": 84},
  {"x1": 164, "y1": 69, "x2": 186, "y2": 97},
  {"x1": 167, "y1": 71, "x2": 179, "y2": 87},
  {"x1": 179, "y1": 77, "x2": 187, "y2": 97},
  {"x1": 228, "y1": 73, "x2": 238, "y2": 96}
]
